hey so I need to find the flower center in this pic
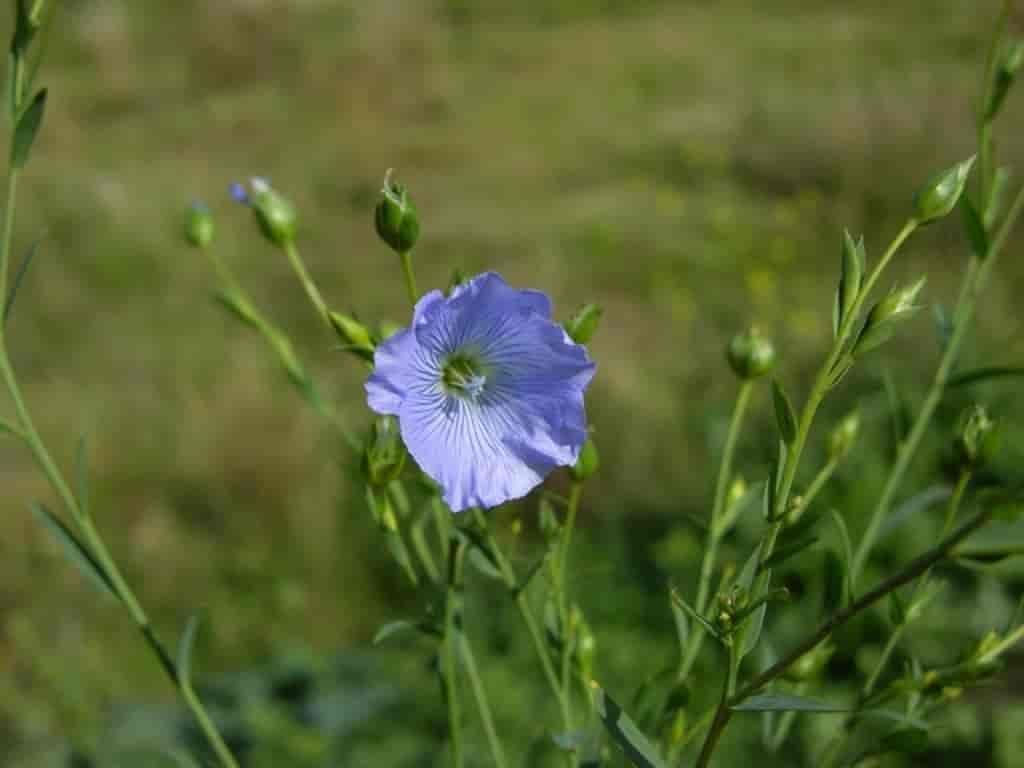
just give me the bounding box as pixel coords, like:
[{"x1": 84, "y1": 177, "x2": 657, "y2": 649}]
[{"x1": 441, "y1": 352, "x2": 487, "y2": 400}]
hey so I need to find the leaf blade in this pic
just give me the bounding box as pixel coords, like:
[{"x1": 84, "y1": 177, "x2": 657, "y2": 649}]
[
  {"x1": 11, "y1": 88, "x2": 47, "y2": 169},
  {"x1": 30, "y1": 502, "x2": 118, "y2": 600},
  {"x1": 592, "y1": 682, "x2": 668, "y2": 768},
  {"x1": 732, "y1": 693, "x2": 848, "y2": 713}
]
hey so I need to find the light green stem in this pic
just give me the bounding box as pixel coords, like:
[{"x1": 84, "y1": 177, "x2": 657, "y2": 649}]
[
  {"x1": 679, "y1": 380, "x2": 753, "y2": 680},
  {"x1": 459, "y1": 632, "x2": 509, "y2": 768},
  {"x1": 400, "y1": 249, "x2": 419, "y2": 306},
  {"x1": 283, "y1": 241, "x2": 329, "y2": 322},
  {"x1": 442, "y1": 538, "x2": 465, "y2": 768}
]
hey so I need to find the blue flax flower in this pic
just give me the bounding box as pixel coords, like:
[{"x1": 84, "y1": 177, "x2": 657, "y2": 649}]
[{"x1": 366, "y1": 272, "x2": 596, "y2": 512}]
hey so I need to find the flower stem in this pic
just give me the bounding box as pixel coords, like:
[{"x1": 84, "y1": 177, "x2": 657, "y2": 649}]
[
  {"x1": 680, "y1": 380, "x2": 753, "y2": 680},
  {"x1": 459, "y1": 632, "x2": 509, "y2": 768},
  {"x1": 400, "y1": 249, "x2": 419, "y2": 306},
  {"x1": 282, "y1": 241, "x2": 329, "y2": 322},
  {"x1": 442, "y1": 535, "x2": 465, "y2": 768}
]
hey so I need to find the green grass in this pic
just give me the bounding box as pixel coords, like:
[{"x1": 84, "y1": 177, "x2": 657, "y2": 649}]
[{"x1": 1, "y1": 0, "x2": 1023, "y2": 765}]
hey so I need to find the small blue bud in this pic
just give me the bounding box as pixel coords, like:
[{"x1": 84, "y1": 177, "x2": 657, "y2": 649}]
[{"x1": 229, "y1": 182, "x2": 249, "y2": 205}]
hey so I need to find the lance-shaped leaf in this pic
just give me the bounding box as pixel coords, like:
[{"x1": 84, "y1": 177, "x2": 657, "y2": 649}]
[
  {"x1": 669, "y1": 587, "x2": 720, "y2": 640},
  {"x1": 772, "y1": 379, "x2": 797, "y2": 445},
  {"x1": 948, "y1": 365, "x2": 1024, "y2": 389},
  {"x1": 11, "y1": 88, "x2": 47, "y2": 169},
  {"x1": 955, "y1": 520, "x2": 1024, "y2": 563},
  {"x1": 732, "y1": 693, "x2": 848, "y2": 713},
  {"x1": 3, "y1": 236, "x2": 41, "y2": 325},
  {"x1": 828, "y1": 509, "x2": 854, "y2": 603},
  {"x1": 835, "y1": 230, "x2": 866, "y2": 335},
  {"x1": 373, "y1": 619, "x2": 439, "y2": 645},
  {"x1": 31, "y1": 502, "x2": 118, "y2": 600},
  {"x1": 960, "y1": 196, "x2": 989, "y2": 260},
  {"x1": 177, "y1": 615, "x2": 201, "y2": 685},
  {"x1": 592, "y1": 682, "x2": 668, "y2": 768}
]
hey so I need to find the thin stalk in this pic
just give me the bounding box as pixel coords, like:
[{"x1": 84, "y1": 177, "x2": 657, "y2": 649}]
[
  {"x1": 850, "y1": 184, "x2": 1024, "y2": 585},
  {"x1": 680, "y1": 380, "x2": 754, "y2": 680},
  {"x1": 978, "y1": 0, "x2": 1012, "y2": 211},
  {"x1": 695, "y1": 507, "x2": 992, "y2": 766},
  {"x1": 400, "y1": 249, "x2": 419, "y2": 306},
  {"x1": 696, "y1": 643, "x2": 738, "y2": 768},
  {"x1": 282, "y1": 241, "x2": 329, "y2": 322},
  {"x1": 557, "y1": 481, "x2": 583, "y2": 761},
  {"x1": 459, "y1": 632, "x2": 509, "y2": 768},
  {"x1": 478, "y1": 510, "x2": 573, "y2": 734},
  {"x1": 442, "y1": 535, "x2": 465, "y2": 768}
]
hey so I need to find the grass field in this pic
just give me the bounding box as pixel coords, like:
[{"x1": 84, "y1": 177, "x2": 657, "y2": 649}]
[{"x1": 1, "y1": 1, "x2": 1023, "y2": 765}]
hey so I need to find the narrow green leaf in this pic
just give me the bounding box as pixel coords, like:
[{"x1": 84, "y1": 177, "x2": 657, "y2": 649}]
[
  {"x1": 3, "y1": 236, "x2": 41, "y2": 324},
  {"x1": 592, "y1": 683, "x2": 668, "y2": 768},
  {"x1": 669, "y1": 587, "x2": 720, "y2": 640},
  {"x1": 669, "y1": 588, "x2": 688, "y2": 650},
  {"x1": 177, "y1": 615, "x2": 200, "y2": 687},
  {"x1": 739, "y1": 602, "x2": 767, "y2": 660},
  {"x1": 985, "y1": 167, "x2": 1011, "y2": 230},
  {"x1": 761, "y1": 536, "x2": 819, "y2": 571},
  {"x1": 737, "y1": 542, "x2": 763, "y2": 591},
  {"x1": 960, "y1": 196, "x2": 989, "y2": 259},
  {"x1": 956, "y1": 520, "x2": 1024, "y2": 562},
  {"x1": 467, "y1": 546, "x2": 504, "y2": 581},
  {"x1": 947, "y1": 365, "x2": 1024, "y2": 389},
  {"x1": 771, "y1": 379, "x2": 797, "y2": 445},
  {"x1": 30, "y1": 502, "x2": 118, "y2": 600},
  {"x1": 76, "y1": 434, "x2": 89, "y2": 520},
  {"x1": 11, "y1": 0, "x2": 37, "y2": 57},
  {"x1": 829, "y1": 509, "x2": 854, "y2": 602},
  {"x1": 373, "y1": 619, "x2": 438, "y2": 645},
  {"x1": 732, "y1": 693, "x2": 848, "y2": 713},
  {"x1": 11, "y1": 88, "x2": 47, "y2": 169}
]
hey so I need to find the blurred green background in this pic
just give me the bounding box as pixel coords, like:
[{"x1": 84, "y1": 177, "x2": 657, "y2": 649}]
[{"x1": 2, "y1": 0, "x2": 1023, "y2": 765}]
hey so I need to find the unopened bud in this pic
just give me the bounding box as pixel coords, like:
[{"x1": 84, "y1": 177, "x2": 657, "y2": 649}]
[
  {"x1": 374, "y1": 170, "x2": 420, "y2": 253},
  {"x1": 232, "y1": 178, "x2": 298, "y2": 247},
  {"x1": 913, "y1": 157, "x2": 975, "y2": 224},
  {"x1": 362, "y1": 416, "x2": 407, "y2": 487},
  {"x1": 184, "y1": 201, "x2": 215, "y2": 249},
  {"x1": 569, "y1": 436, "x2": 599, "y2": 482},
  {"x1": 828, "y1": 411, "x2": 861, "y2": 461},
  {"x1": 954, "y1": 404, "x2": 999, "y2": 471},
  {"x1": 726, "y1": 327, "x2": 775, "y2": 379},
  {"x1": 564, "y1": 303, "x2": 603, "y2": 344},
  {"x1": 853, "y1": 277, "x2": 926, "y2": 356},
  {"x1": 328, "y1": 311, "x2": 375, "y2": 362}
]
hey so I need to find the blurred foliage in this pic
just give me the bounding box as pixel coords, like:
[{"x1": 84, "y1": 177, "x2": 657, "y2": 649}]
[{"x1": 1, "y1": 0, "x2": 1023, "y2": 766}]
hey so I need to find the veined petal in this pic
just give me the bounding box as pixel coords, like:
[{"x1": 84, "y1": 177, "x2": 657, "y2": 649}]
[
  {"x1": 366, "y1": 290, "x2": 446, "y2": 414},
  {"x1": 399, "y1": 388, "x2": 573, "y2": 512}
]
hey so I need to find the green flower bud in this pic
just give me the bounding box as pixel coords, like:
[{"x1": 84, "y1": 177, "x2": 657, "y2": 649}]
[
  {"x1": 232, "y1": 178, "x2": 298, "y2": 247},
  {"x1": 184, "y1": 201, "x2": 215, "y2": 249},
  {"x1": 726, "y1": 327, "x2": 776, "y2": 379},
  {"x1": 987, "y1": 40, "x2": 1024, "y2": 120},
  {"x1": 328, "y1": 311, "x2": 375, "y2": 362},
  {"x1": 569, "y1": 436, "x2": 599, "y2": 482},
  {"x1": 564, "y1": 303, "x2": 603, "y2": 345},
  {"x1": 954, "y1": 404, "x2": 1000, "y2": 471},
  {"x1": 834, "y1": 230, "x2": 866, "y2": 335},
  {"x1": 913, "y1": 156, "x2": 975, "y2": 224},
  {"x1": 852, "y1": 277, "x2": 926, "y2": 356},
  {"x1": 374, "y1": 170, "x2": 420, "y2": 253},
  {"x1": 362, "y1": 416, "x2": 407, "y2": 487},
  {"x1": 828, "y1": 410, "x2": 861, "y2": 462}
]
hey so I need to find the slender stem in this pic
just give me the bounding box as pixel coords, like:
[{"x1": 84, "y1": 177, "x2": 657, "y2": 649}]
[
  {"x1": 478, "y1": 510, "x2": 573, "y2": 733},
  {"x1": 695, "y1": 507, "x2": 992, "y2": 766},
  {"x1": 409, "y1": 512, "x2": 440, "y2": 583},
  {"x1": 851, "y1": 184, "x2": 1024, "y2": 585},
  {"x1": 680, "y1": 380, "x2": 753, "y2": 679},
  {"x1": 978, "y1": 0, "x2": 1012, "y2": 210},
  {"x1": 180, "y1": 677, "x2": 238, "y2": 768},
  {"x1": 557, "y1": 481, "x2": 583, "y2": 760},
  {"x1": 0, "y1": 170, "x2": 20, "y2": 315},
  {"x1": 282, "y1": 241, "x2": 329, "y2": 322},
  {"x1": 400, "y1": 249, "x2": 419, "y2": 306},
  {"x1": 459, "y1": 632, "x2": 509, "y2": 768},
  {"x1": 442, "y1": 536, "x2": 465, "y2": 768},
  {"x1": 696, "y1": 643, "x2": 737, "y2": 768},
  {"x1": 799, "y1": 458, "x2": 839, "y2": 515}
]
